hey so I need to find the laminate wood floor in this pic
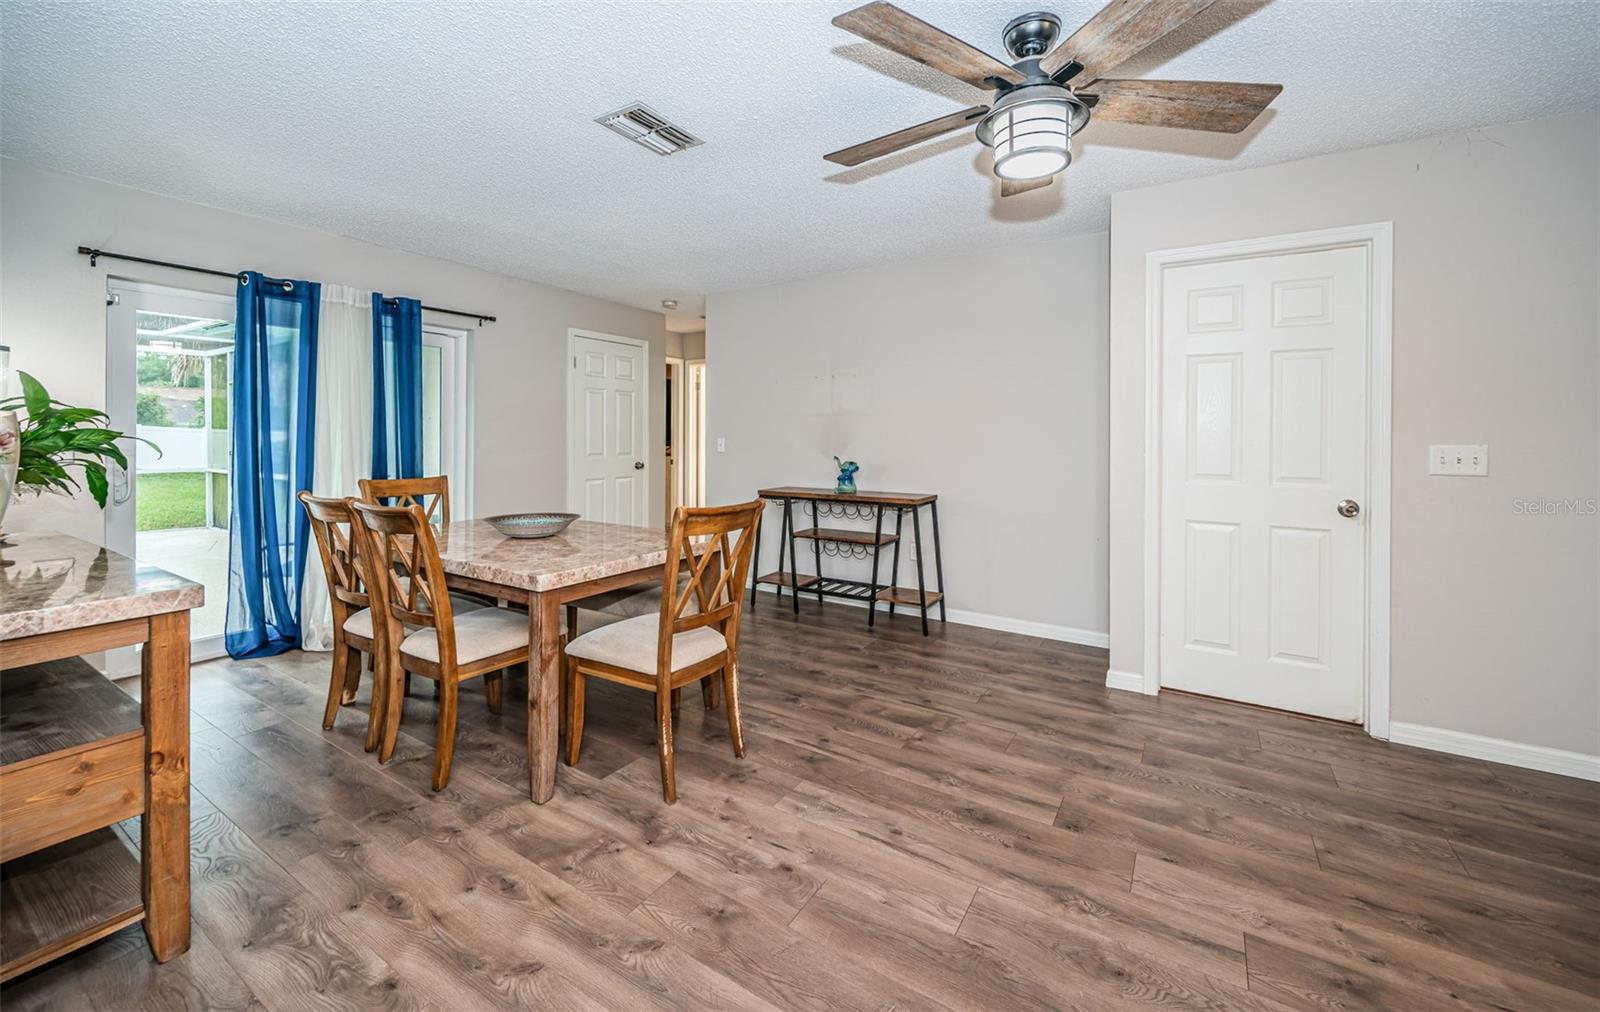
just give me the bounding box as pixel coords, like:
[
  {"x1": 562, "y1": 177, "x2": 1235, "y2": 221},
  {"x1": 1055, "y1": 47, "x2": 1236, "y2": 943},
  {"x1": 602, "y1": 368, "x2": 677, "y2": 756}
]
[{"x1": 5, "y1": 595, "x2": 1598, "y2": 1010}]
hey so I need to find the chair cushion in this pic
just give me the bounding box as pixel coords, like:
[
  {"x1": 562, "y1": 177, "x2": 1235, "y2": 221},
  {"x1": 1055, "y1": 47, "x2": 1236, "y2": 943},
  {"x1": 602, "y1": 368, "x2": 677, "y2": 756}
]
[
  {"x1": 342, "y1": 592, "x2": 485, "y2": 643},
  {"x1": 343, "y1": 607, "x2": 375, "y2": 640},
  {"x1": 400, "y1": 607, "x2": 528, "y2": 666},
  {"x1": 565, "y1": 613, "x2": 726, "y2": 674}
]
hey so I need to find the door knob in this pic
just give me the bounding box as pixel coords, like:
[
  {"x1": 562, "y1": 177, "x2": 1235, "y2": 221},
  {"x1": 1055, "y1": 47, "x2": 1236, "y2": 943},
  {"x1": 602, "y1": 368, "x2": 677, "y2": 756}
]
[
  {"x1": 1337, "y1": 499, "x2": 1360, "y2": 518},
  {"x1": 634, "y1": 461, "x2": 645, "y2": 470}
]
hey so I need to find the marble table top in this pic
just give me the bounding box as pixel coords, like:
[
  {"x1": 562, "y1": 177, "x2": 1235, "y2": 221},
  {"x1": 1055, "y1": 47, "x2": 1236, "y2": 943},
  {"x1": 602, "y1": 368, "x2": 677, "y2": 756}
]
[
  {"x1": 435, "y1": 519, "x2": 670, "y2": 593},
  {"x1": 0, "y1": 532, "x2": 204, "y2": 641}
]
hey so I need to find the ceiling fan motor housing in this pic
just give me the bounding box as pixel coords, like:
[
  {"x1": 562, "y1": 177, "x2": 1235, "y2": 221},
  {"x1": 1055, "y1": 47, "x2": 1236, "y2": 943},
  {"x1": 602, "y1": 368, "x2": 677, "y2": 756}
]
[{"x1": 1002, "y1": 11, "x2": 1062, "y2": 60}]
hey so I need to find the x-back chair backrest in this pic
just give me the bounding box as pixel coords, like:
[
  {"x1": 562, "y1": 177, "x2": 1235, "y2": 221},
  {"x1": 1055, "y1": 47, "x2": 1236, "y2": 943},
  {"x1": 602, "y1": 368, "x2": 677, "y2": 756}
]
[
  {"x1": 299, "y1": 492, "x2": 369, "y2": 616},
  {"x1": 655, "y1": 500, "x2": 765, "y2": 682},
  {"x1": 349, "y1": 499, "x2": 460, "y2": 668},
  {"x1": 360, "y1": 476, "x2": 451, "y2": 528}
]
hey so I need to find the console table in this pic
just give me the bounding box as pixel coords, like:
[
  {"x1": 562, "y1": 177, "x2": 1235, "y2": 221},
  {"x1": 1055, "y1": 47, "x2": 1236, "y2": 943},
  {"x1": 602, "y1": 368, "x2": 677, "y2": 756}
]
[
  {"x1": 0, "y1": 533, "x2": 199, "y2": 980},
  {"x1": 752, "y1": 487, "x2": 946, "y2": 635}
]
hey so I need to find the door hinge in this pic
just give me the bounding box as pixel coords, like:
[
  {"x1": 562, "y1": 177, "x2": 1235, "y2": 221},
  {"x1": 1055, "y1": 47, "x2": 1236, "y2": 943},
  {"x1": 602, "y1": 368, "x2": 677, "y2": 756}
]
[
  {"x1": 106, "y1": 292, "x2": 121, "y2": 306},
  {"x1": 573, "y1": 355, "x2": 577, "y2": 368}
]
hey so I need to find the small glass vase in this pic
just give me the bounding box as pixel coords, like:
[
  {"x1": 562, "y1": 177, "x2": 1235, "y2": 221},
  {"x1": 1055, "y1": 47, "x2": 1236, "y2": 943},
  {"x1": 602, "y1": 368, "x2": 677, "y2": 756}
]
[{"x1": 0, "y1": 409, "x2": 19, "y2": 536}]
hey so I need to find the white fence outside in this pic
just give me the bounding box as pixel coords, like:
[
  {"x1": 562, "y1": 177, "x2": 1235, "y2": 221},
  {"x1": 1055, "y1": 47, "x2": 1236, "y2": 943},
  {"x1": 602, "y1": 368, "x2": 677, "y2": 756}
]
[{"x1": 138, "y1": 425, "x2": 208, "y2": 472}]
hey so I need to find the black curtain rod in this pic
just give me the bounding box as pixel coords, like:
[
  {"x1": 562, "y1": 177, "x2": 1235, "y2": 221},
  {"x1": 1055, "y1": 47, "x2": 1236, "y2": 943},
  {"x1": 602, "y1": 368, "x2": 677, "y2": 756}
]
[{"x1": 77, "y1": 246, "x2": 497, "y2": 324}]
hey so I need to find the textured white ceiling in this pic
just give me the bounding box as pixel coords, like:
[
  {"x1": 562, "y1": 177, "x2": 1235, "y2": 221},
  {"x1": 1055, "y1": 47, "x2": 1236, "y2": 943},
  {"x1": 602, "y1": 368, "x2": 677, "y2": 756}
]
[{"x1": 3, "y1": 1, "x2": 1596, "y2": 328}]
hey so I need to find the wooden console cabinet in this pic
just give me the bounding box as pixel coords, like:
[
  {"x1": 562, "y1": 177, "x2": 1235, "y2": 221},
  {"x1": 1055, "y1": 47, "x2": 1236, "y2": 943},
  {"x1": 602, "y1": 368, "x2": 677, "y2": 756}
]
[{"x1": 0, "y1": 533, "x2": 199, "y2": 980}]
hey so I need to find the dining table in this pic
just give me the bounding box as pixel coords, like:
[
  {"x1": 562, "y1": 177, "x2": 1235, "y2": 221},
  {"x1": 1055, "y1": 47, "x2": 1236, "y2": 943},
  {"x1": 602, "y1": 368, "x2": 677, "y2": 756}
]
[{"x1": 432, "y1": 518, "x2": 670, "y2": 803}]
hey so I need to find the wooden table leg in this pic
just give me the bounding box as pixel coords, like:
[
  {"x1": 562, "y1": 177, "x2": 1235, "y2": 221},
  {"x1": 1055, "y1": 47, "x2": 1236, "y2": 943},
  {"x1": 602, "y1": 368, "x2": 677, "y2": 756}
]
[
  {"x1": 141, "y1": 610, "x2": 190, "y2": 961},
  {"x1": 527, "y1": 593, "x2": 561, "y2": 803}
]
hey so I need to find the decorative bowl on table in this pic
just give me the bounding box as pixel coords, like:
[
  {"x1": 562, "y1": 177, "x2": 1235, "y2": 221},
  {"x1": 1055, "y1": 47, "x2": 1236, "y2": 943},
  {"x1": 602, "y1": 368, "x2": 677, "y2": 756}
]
[{"x1": 485, "y1": 512, "x2": 580, "y2": 539}]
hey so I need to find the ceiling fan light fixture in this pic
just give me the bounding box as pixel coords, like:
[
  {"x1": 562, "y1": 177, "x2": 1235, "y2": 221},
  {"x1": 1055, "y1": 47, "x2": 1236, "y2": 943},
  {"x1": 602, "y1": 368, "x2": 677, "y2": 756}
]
[
  {"x1": 977, "y1": 85, "x2": 1089, "y2": 182},
  {"x1": 991, "y1": 103, "x2": 1071, "y2": 180}
]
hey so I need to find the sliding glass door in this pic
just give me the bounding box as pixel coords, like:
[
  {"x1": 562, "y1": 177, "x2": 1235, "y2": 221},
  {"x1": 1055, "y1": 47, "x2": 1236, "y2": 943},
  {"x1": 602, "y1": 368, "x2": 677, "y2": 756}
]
[
  {"x1": 106, "y1": 280, "x2": 235, "y2": 663},
  {"x1": 422, "y1": 324, "x2": 471, "y2": 518}
]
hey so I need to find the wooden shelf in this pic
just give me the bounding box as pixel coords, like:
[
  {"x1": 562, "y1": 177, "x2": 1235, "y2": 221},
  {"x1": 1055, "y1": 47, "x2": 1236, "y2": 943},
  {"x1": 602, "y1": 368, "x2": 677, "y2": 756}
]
[
  {"x1": 876, "y1": 586, "x2": 934, "y2": 608},
  {"x1": 875, "y1": 588, "x2": 944, "y2": 609},
  {"x1": 1, "y1": 828, "x2": 144, "y2": 982},
  {"x1": 792, "y1": 528, "x2": 898, "y2": 546},
  {"x1": 2, "y1": 658, "x2": 145, "y2": 864},
  {"x1": 2, "y1": 656, "x2": 142, "y2": 768},
  {"x1": 757, "y1": 486, "x2": 937, "y2": 507},
  {"x1": 755, "y1": 572, "x2": 820, "y2": 589}
]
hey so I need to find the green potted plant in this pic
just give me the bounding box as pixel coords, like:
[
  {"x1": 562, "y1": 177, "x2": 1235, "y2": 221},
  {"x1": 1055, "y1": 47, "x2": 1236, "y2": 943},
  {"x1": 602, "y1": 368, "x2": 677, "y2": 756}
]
[{"x1": 0, "y1": 371, "x2": 158, "y2": 536}]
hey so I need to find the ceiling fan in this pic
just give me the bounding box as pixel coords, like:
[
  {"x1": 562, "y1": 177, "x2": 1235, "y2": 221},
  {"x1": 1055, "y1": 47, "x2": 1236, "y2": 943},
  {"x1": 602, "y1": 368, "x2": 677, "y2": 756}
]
[{"x1": 824, "y1": 0, "x2": 1282, "y2": 196}]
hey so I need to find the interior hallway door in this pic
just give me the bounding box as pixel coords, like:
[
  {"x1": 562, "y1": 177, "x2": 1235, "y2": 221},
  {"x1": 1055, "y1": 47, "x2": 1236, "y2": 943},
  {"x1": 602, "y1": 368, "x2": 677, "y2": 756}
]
[
  {"x1": 1159, "y1": 245, "x2": 1370, "y2": 721},
  {"x1": 568, "y1": 331, "x2": 647, "y2": 525}
]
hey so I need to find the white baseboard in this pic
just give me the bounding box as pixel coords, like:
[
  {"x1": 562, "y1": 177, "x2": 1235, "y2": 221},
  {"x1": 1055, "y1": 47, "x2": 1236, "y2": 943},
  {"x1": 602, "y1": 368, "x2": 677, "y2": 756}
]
[
  {"x1": 751, "y1": 584, "x2": 1108, "y2": 650},
  {"x1": 944, "y1": 607, "x2": 1109, "y2": 649},
  {"x1": 1104, "y1": 669, "x2": 1148, "y2": 694},
  {"x1": 1388, "y1": 722, "x2": 1600, "y2": 782}
]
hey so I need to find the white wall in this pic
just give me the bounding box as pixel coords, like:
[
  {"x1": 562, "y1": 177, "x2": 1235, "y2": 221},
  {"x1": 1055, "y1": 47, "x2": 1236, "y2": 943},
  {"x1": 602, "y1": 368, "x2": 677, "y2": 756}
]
[
  {"x1": 706, "y1": 232, "x2": 1109, "y2": 643},
  {"x1": 665, "y1": 331, "x2": 704, "y2": 360},
  {"x1": 0, "y1": 160, "x2": 667, "y2": 542},
  {"x1": 1108, "y1": 113, "x2": 1599, "y2": 757}
]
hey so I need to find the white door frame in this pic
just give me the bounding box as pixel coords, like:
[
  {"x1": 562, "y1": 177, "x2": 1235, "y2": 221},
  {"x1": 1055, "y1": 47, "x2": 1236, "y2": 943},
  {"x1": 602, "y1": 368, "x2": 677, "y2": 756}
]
[
  {"x1": 686, "y1": 359, "x2": 706, "y2": 508},
  {"x1": 665, "y1": 354, "x2": 685, "y2": 521},
  {"x1": 422, "y1": 322, "x2": 475, "y2": 521},
  {"x1": 565, "y1": 328, "x2": 651, "y2": 522},
  {"x1": 105, "y1": 278, "x2": 237, "y2": 669},
  {"x1": 1140, "y1": 222, "x2": 1394, "y2": 739}
]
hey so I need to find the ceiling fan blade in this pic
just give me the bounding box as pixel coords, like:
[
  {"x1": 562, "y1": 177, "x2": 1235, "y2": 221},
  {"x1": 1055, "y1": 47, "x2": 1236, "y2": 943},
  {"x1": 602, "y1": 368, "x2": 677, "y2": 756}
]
[
  {"x1": 1000, "y1": 176, "x2": 1053, "y2": 197},
  {"x1": 1086, "y1": 79, "x2": 1281, "y2": 132},
  {"x1": 1041, "y1": 0, "x2": 1218, "y2": 82},
  {"x1": 833, "y1": 2, "x2": 1024, "y2": 89},
  {"x1": 824, "y1": 105, "x2": 987, "y2": 166}
]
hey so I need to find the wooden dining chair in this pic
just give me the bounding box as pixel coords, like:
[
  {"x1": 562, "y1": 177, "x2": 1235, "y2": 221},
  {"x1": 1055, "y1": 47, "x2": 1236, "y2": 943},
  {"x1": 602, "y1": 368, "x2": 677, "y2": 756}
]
[
  {"x1": 359, "y1": 475, "x2": 450, "y2": 527},
  {"x1": 298, "y1": 492, "x2": 377, "y2": 730},
  {"x1": 563, "y1": 500, "x2": 764, "y2": 803},
  {"x1": 358, "y1": 474, "x2": 475, "y2": 698},
  {"x1": 349, "y1": 499, "x2": 530, "y2": 791}
]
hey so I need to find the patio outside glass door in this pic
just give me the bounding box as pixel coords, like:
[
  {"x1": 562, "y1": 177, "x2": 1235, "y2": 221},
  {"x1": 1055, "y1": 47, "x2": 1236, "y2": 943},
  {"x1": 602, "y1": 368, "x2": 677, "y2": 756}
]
[{"x1": 106, "y1": 280, "x2": 236, "y2": 663}]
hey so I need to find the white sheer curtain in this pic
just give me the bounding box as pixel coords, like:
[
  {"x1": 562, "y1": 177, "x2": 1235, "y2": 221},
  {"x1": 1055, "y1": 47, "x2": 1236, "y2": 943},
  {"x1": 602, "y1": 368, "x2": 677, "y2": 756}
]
[{"x1": 300, "y1": 284, "x2": 375, "y2": 651}]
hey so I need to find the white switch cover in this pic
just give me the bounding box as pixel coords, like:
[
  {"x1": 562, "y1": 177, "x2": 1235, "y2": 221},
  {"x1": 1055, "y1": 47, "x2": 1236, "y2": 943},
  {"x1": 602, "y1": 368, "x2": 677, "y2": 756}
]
[
  {"x1": 715, "y1": 437, "x2": 726, "y2": 453},
  {"x1": 1428, "y1": 444, "x2": 1489, "y2": 476}
]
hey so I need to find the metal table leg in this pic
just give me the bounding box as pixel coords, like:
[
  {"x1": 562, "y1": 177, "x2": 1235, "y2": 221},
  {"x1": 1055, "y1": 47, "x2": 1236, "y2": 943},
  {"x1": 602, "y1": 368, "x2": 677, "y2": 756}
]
[
  {"x1": 774, "y1": 500, "x2": 789, "y2": 603},
  {"x1": 749, "y1": 506, "x2": 763, "y2": 607},
  {"x1": 810, "y1": 501, "x2": 824, "y2": 606},
  {"x1": 930, "y1": 499, "x2": 947, "y2": 623},
  {"x1": 911, "y1": 504, "x2": 930, "y2": 636},
  {"x1": 784, "y1": 497, "x2": 800, "y2": 614},
  {"x1": 888, "y1": 507, "x2": 904, "y2": 618},
  {"x1": 867, "y1": 504, "x2": 885, "y2": 628}
]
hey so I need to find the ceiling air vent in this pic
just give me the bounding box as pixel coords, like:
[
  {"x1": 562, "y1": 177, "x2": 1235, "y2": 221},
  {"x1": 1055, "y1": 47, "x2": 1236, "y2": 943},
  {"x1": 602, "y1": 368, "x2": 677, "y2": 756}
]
[{"x1": 595, "y1": 102, "x2": 703, "y2": 156}]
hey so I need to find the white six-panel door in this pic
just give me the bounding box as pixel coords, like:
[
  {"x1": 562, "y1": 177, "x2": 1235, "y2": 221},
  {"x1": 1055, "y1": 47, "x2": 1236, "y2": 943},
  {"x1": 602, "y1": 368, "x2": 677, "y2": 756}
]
[
  {"x1": 569, "y1": 332, "x2": 647, "y2": 525},
  {"x1": 1159, "y1": 246, "x2": 1369, "y2": 721}
]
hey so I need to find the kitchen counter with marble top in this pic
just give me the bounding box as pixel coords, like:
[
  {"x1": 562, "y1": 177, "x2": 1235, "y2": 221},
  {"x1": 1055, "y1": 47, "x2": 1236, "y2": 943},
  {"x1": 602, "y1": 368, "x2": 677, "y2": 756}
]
[{"x1": 0, "y1": 532, "x2": 203, "y2": 641}]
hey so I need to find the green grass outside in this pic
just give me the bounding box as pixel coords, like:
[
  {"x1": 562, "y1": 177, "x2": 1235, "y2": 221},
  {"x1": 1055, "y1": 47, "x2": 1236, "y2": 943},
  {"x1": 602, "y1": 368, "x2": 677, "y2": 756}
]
[{"x1": 137, "y1": 472, "x2": 208, "y2": 531}]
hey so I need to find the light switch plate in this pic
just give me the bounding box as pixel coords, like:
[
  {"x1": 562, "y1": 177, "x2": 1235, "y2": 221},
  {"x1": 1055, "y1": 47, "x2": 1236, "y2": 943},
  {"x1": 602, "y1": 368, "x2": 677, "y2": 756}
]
[
  {"x1": 715, "y1": 437, "x2": 726, "y2": 453},
  {"x1": 1428, "y1": 444, "x2": 1489, "y2": 476}
]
